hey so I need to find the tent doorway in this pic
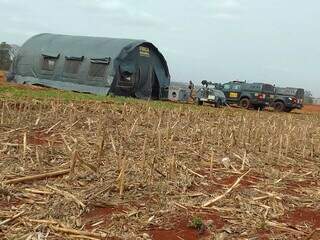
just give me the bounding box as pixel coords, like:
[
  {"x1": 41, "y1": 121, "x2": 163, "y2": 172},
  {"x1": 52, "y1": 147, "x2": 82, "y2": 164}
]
[
  {"x1": 151, "y1": 70, "x2": 160, "y2": 100},
  {"x1": 133, "y1": 64, "x2": 161, "y2": 99}
]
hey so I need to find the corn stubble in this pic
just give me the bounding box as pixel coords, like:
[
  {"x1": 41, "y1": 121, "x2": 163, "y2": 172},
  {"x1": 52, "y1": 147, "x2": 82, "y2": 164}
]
[{"x1": 0, "y1": 99, "x2": 319, "y2": 239}]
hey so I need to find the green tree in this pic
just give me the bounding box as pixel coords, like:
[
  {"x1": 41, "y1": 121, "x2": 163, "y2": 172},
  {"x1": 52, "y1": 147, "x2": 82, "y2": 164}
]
[{"x1": 0, "y1": 42, "x2": 12, "y2": 70}]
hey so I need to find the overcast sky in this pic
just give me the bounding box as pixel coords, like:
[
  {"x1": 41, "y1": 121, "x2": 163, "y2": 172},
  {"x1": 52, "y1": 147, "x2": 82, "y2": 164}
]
[{"x1": 1, "y1": 0, "x2": 319, "y2": 96}]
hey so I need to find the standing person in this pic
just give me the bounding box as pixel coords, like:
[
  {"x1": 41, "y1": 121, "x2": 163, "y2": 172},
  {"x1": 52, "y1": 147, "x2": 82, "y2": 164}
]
[{"x1": 188, "y1": 80, "x2": 195, "y2": 101}]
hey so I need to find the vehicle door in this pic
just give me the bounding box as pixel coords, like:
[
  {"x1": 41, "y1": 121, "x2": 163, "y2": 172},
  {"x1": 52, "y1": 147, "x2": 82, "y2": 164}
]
[
  {"x1": 221, "y1": 83, "x2": 231, "y2": 100},
  {"x1": 296, "y1": 88, "x2": 305, "y2": 105},
  {"x1": 261, "y1": 84, "x2": 276, "y2": 104}
]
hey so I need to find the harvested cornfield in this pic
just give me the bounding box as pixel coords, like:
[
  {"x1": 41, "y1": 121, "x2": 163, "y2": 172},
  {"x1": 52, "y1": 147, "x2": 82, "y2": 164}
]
[{"x1": 0, "y1": 97, "x2": 319, "y2": 240}]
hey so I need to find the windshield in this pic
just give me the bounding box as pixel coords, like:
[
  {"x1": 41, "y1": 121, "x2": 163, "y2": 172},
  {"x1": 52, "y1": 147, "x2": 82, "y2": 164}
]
[
  {"x1": 262, "y1": 84, "x2": 275, "y2": 93},
  {"x1": 276, "y1": 87, "x2": 304, "y2": 97}
]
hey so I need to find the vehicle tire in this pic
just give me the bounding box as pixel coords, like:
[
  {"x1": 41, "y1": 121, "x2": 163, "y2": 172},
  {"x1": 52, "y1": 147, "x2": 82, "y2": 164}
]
[
  {"x1": 196, "y1": 98, "x2": 203, "y2": 106},
  {"x1": 274, "y1": 101, "x2": 285, "y2": 112},
  {"x1": 215, "y1": 99, "x2": 222, "y2": 108},
  {"x1": 284, "y1": 108, "x2": 293, "y2": 113},
  {"x1": 239, "y1": 98, "x2": 250, "y2": 109}
]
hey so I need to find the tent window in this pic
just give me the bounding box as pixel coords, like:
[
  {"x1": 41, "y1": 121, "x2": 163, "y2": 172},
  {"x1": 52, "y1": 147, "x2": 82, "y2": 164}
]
[
  {"x1": 42, "y1": 57, "x2": 57, "y2": 71},
  {"x1": 64, "y1": 60, "x2": 82, "y2": 74},
  {"x1": 89, "y1": 63, "x2": 107, "y2": 78}
]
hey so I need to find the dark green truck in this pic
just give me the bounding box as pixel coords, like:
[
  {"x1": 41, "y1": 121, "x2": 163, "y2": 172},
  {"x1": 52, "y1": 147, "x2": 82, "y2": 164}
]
[
  {"x1": 217, "y1": 81, "x2": 275, "y2": 110},
  {"x1": 272, "y1": 87, "x2": 304, "y2": 112}
]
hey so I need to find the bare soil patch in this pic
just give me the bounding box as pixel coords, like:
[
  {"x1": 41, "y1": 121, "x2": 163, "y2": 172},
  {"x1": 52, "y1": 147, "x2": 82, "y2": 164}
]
[
  {"x1": 284, "y1": 208, "x2": 320, "y2": 229},
  {"x1": 301, "y1": 104, "x2": 320, "y2": 113},
  {"x1": 27, "y1": 131, "x2": 63, "y2": 146},
  {"x1": 149, "y1": 211, "x2": 224, "y2": 240}
]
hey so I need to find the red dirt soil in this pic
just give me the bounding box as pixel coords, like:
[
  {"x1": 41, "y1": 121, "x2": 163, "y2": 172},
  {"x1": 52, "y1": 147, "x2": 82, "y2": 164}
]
[
  {"x1": 82, "y1": 206, "x2": 126, "y2": 229},
  {"x1": 286, "y1": 179, "x2": 319, "y2": 189},
  {"x1": 150, "y1": 229, "x2": 202, "y2": 240},
  {"x1": 283, "y1": 208, "x2": 320, "y2": 229},
  {"x1": 149, "y1": 212, "x2": 225, "y2": 240},
  {"x1": 218, "y1": 174, "x2": 261, "y2": 187},
  {"x1": 0, "y1": 198, "x2": 21, "y2": 209},
  {"x1": 202, "y1": 172, "x2": 264, "y2": 193},
  {"x1": 82, "y1": 206, "x2": 126, "y2": 240},
  {"x1": 300, "y1": 105, "x2": 320, "y2": 113},
  {"x1": 27, "y1": 131, "x2": 62, "y2": 146},
  {"x1": 256, "y1": 229, "x2": 272, "y2": 240},
  {"x1": 281, "y1": 179, "x2": 319, "y2": 196}
]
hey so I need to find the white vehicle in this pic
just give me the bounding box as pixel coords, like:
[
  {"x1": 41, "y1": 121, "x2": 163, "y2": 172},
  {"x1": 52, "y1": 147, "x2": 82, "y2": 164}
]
[{"x1": 196, "y1": 80, "x2": 226, "y2": 107}]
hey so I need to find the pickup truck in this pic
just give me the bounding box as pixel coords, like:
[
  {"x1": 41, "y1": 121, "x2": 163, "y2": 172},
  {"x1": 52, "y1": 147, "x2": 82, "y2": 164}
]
[
  {"x1": 272, "y1": 87, "x2": 304, "y2": 112},
  {"x1": 217, "y1": 81, "x2": 275, "y2": 110}
]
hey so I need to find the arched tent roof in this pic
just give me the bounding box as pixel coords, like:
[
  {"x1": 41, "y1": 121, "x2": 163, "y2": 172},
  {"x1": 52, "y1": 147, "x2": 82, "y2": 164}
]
[
  {"x1": 10, "y1": 33, "x2": 170, "y2": 98},
  {"x1": 15, "y1": 33, "x2": 170, "y2": 77}
]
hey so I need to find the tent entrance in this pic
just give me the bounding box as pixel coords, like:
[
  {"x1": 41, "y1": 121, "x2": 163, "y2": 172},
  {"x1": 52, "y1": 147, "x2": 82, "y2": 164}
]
[
  {"x1": 135, "y1": 65, "x2": 160, "y2": 99},
  {"x1": 151, "y1": 70, "x2": 160, "y2": 100}
]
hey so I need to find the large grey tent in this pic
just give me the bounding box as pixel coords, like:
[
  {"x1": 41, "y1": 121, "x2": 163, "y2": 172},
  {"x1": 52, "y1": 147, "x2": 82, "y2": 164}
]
[{"x1": 9, "y1": 33, "x2": 170, "y2": 99}]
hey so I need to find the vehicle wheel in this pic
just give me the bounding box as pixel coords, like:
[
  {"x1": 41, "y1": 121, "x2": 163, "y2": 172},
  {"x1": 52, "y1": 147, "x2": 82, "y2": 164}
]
[
  {"x1": 196, "y1": 98, "x2": 203, "y2": 106},
  {"x1": 274, "y1": 101, "x2": 285, "y2": 112},
  {"x1": 239, "y1": 98, "x2": 250, "y2": 109},
  {"x1": 215, "y1": 99, "x2": 222, "y2": 108},
  {"x1": 284, "y1": 108, "x2": 293, "y2": 113}
]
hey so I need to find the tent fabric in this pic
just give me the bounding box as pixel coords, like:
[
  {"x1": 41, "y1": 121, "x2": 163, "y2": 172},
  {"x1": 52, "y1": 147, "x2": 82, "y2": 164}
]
[{"x1": 9, "y1": 33, "x2": 170, "y2": 99}]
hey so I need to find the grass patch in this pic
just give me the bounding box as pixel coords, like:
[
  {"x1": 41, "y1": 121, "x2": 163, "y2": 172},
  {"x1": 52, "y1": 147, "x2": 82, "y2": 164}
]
[
  {"x1": 0, "y1": 84, "x2": 107, "y2": 101},
  {"x1": 0, "y1": 83, "x2": 199, "y2": 110},
  {"x1": 189, "y1": 216, "x2": 206, "y2": 231}
]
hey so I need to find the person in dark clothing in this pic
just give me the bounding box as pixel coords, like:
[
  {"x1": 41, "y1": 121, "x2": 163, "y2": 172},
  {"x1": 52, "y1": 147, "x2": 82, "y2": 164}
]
[{"x1": 188, "y1": 80, "x2": 195, "y2": 100}]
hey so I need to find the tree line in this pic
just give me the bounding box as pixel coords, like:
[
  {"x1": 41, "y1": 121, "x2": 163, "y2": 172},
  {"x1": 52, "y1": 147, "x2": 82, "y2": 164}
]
[{"x1": 0, "y1": 42, "x2": 14, "y2": 70}]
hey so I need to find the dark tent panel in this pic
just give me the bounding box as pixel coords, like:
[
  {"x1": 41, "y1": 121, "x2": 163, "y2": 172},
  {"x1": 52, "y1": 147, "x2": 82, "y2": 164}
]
[{"x1": 9, "y1": 33, "x2": 170, "y2": 99}]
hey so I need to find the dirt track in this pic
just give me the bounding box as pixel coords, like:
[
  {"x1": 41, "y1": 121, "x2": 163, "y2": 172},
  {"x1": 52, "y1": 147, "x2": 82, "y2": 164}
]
[{"x1": 300, "y1": 104, "x2": 320, "y2": 113}]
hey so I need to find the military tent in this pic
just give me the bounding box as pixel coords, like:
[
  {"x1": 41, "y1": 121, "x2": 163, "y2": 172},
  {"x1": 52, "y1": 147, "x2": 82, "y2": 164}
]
[{"x1": 9, "y1": 33, "x2": 170, "y2": 99}]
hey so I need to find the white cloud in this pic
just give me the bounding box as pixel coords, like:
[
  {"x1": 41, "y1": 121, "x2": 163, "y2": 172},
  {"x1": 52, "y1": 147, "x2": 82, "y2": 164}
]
[
  {"x1": 203, "y1": 0, "x2": 244, "y2": 20},
  {"x1": 211, "y1": 12, "x2": 238, "y2": 20},
  {"x1": 77, "y1": 0, "x2": 164, "y2": 28},
  {"x1": 78, "y1": 0, "x2": 126, "y2": 11},
  {"x1": 215, "y1": 0, "x2": 242, "y2": 9}
]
